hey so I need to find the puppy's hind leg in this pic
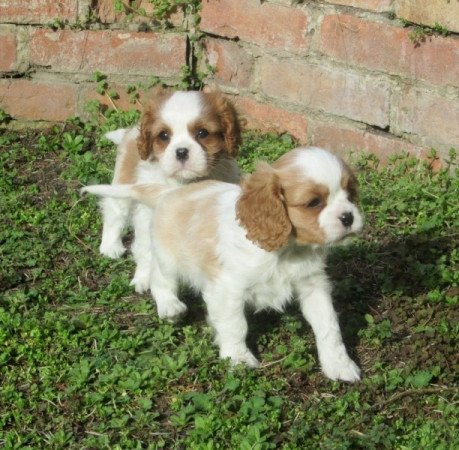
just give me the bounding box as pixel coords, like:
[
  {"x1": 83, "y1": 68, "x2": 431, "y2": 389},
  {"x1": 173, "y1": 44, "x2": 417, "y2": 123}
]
[
  {"x1": 203, "y1": 285, "x2": 259, "y2": 368},
  {"x1": 99, "y1": 197, "x2": 131, "y2": 258}
]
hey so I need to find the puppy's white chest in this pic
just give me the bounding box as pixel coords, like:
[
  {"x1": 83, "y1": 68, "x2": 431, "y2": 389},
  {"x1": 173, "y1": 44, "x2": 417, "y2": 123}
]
[
  {"x1": 244, "y1": 250, "x2": 326, "y2": 312},
  {"x1": 246, "y1": 274, "x2": 294, "y2": 311}
]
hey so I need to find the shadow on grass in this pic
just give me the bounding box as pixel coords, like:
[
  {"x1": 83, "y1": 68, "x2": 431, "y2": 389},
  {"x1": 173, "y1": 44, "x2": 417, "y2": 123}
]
[
  {"x1": 327, "y1": 232, "x2": 456, "y2": 362},
  {"x1": 178, "y1": 231, "x2": 456, "y2": 366},
  {"x1": 172, "y1": 231, "x2": 453, "y2": 366}
]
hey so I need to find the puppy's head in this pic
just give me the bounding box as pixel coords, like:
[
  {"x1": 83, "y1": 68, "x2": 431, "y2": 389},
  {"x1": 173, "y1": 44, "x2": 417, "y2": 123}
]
[
  {"x1": 138, "y1": 89, "x2": 241, "y2": 181},
  {"x1": 236, "y1": 147, "x2": 363, "y2": 251}
]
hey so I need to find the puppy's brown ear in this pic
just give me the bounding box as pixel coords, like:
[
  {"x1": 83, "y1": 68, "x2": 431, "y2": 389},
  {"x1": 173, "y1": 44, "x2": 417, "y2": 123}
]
[
  {"x1": 207, "y1": 92, "x2": 241, "y2": 158},
  {"x1": 137, "y1": 105, "x2": 155, "y2": 161},
  {"x1": 341, "y1": 161, "x2": 359, "y2": 203},
  {"x1": 236, "y1": 163, "x2": 292, "y2": 251}
]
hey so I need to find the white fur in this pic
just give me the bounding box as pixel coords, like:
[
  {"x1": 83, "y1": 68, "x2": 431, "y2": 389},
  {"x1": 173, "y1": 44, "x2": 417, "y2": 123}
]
[
  {"x1": 84, "y1": 147, "x2": 362, "y2": 382},
  {"x1": 99, "y1": 92, "x2": 240, "y2": 292}
]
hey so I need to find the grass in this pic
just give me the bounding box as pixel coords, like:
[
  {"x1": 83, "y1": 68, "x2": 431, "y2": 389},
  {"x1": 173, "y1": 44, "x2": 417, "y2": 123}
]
[{"x1": 0, "y1": 115, "x2": 458, "y2": 449}]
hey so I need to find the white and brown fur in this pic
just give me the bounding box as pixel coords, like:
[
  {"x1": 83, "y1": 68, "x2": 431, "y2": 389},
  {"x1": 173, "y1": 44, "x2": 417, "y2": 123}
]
[
  {"x1": 84, "y1": 147, "x2": 363, "y2": 382},
  {"x1": 100, "y1": 89, "x2": 241, "y2": 292}
]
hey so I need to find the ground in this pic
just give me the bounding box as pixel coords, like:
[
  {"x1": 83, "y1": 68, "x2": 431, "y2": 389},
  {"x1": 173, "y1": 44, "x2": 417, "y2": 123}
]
[{"x1": 0, "y1": 116, "x2": 458, "y2": 449}]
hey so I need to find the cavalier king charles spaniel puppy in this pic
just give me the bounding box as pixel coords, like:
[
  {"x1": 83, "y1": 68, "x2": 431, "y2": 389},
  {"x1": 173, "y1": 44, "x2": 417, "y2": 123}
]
[
  {"x1": 83, "y1": 147, "x2": 363, "y2": 382},
  {"x1": 100, "y1": 89, "x2": 241, "y2": 293}
]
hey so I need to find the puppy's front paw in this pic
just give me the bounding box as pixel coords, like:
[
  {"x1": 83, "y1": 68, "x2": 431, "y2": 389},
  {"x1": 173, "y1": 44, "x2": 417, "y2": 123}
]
[
  {"x1": 100, "y1": 241, "x2": 125, "y2": 259},
  {"x1": 130, "y1": 274, "x2": 150, "y2": 294},
  {"x1": 221, "y1": 348, "x2": 260, "y2": 368},
  {"x1": 238, "y1": 351, "x2": 261, "y2": 369},
  {"x1": 157, "y1": 299, "x2": 188, "y2": 323},
  {"x1": 321, "y1": 355, "x2": 361, "y2": 383}
]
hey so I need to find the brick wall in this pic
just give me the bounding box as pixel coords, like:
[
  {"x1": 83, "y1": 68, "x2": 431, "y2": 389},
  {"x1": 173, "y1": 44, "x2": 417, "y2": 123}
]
[
  {"x1": 1, "y1": 0, "x2": 458, "y2": 160},
  {"x1": 201, "y1": 0, "x2": 459, "y2": 160},
  {"x1": 0, "y1": 0, "x2": 188, "y2": 121}
]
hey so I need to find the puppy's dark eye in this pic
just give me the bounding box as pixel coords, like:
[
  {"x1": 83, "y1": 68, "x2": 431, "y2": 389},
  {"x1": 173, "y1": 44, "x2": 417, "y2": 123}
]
[
  {"x1": 158, "y1": 131, "x2": 169, "y2": 141},
  {"x1": 196, "y1": 129, "x2": 209, "y2": 139},
  {"x1": 307, "y1": 197, "x2": 322, "y2": 208}
]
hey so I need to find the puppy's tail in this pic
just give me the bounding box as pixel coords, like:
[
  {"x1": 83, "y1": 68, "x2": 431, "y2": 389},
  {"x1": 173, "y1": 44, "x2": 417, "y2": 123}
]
[
  {"x1": 81, "y1": 184, "x2": 173, "y2": 208},
  {"x1": 104, "y1": 128, "x2": 128, "y2": 145}
]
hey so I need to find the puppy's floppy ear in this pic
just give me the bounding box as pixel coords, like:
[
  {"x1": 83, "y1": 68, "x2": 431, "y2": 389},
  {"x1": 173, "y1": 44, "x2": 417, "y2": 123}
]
[
  {"x1": 137, "y1": 105, "x2": 155, "y2": 160},
  {"x1": 341, "y1": 160, "x2": 359, "y2": 203},
  {"x1": 236, "y1": 163, "x2": 292, "y2": 251},
  {"x1": 207, "y1": 92, "x2": 241, "y2": 158}
]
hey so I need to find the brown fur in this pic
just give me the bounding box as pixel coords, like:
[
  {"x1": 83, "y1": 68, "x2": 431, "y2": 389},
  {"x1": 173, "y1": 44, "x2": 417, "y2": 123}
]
[
  {"x1": 187, "y1": 115, "x2": 229, "y2": 171},
  {"x1": 236, "y1": 163, "x2": 292, "y2": 252},
  {"x1": 203, "y1": 92, "x2": 241, "y2": 157},
  {"x1": 279, "y1": 174, "x2": 328, "y2": 245},
  {"x1": 340, "y1": 162, "x2": 359, "y2": 202},
  {"x1": 137, "y1": 87, "x2": 173, "y2": 161},
  {"x1": 153, "y1": 182, "x2": 221, "y2": 279},
  {"x1": 131, "y1": 184, "x2": 172, "y2": 206},
  {"x1": 116, "y1": 138, "x2": 141, "y2": 184},
  {"x1": 149, "y1": 121, "x2": 172, "y2": 161}
]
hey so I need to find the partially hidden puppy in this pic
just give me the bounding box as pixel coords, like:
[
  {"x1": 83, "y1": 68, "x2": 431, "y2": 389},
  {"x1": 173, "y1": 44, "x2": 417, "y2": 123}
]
[
  {"x1": 100, "y1": 90, "x2": 241, "y2": 293},
  {"x1": 83, "y1": 147, "x2": 363, "y2": 382}
]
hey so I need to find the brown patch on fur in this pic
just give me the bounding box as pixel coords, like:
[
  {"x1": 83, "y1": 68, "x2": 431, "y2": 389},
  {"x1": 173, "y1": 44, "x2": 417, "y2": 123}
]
[
  {"x1": 116, "y1": 138, "x2": 141, "y2": 184},
  {"x1": 188, "y1": 116, "x2": 227, "y2": 172},
  {"x1": 277, "y1": 169, "x2": 328, "y2": 245},
  {"x1": 137, "y1": 87, "x2": 173, "y2": 161},
  {"x1": 202, "y1": 91, "x2": 241, "y2": 158},
  {"x1": 148, "y1": 121, "x2": 172, "y2": 161},
  {"x1": 131, "y1": 184, "x2": 172, "y2": 207},
  {"x1": 284, "y1": 181, "x2": 328, "y2": 245},
  {"x1": 188, "y1": 118, "x2": 224, "y2": 154},
  {"x1": 153, "y1": 181, "x2": 222, "y2": 279},
  {"x1": 236, "y1": 163, "x2": 292, "y2": 251}
]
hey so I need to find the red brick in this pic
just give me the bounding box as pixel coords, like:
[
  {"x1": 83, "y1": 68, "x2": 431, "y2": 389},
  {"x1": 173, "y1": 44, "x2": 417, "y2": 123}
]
[
  {"x1": 311, "y1": 120, "x2": 425, "y2": 163},
  {"x1": 259, "y1": 57, "x2": 390, "y2": 128},
  {"x1": 0, "y1": 29, "x2": 17, "y2": 72},
  {"x1": 29, "y1": 29, "x2": 186, "y2": 77},
  {"x1": 319, "y1": 15, "x2": 459, "y2": 87},
  {"x1": 322, "y1": 0, "x2": 392, "y2": 12},
  {"x1": 0, "y1": 0, "x2": 78, "y2": 24},
  {"x1": 205, "y1": 39, "x2": 254, "y2": 88},
  {"x1": 200, "y1": 0, "x2": 310, "y2": 53},
  {"x1": 95, "y1": 0, "x2": 184, "y2": 27},
  {"x1": 396, "y1": 0, "x2": 459, "y2": 34},
  {"x1": 233, "y1": 96, "x2": 308, "y2": 142},
  {"x1": 392, "y1": 87, "x2": 459, "y2": 154},
  {"x1": 0, "y1": 79, "x2": 77, "y2": 121}
]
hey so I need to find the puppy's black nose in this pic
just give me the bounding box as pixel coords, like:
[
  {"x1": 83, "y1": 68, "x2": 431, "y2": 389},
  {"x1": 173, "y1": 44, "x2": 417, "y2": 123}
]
[
  {"x1": 339, "y1": 212, "x2": 354, "y2": 228},
  {"x1": 176, "y1": 147, "x2": 189, "y2": 161}
]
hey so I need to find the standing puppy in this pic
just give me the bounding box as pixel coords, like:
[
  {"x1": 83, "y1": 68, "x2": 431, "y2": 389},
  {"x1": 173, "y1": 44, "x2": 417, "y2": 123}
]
[
  {"x1": 100, "y1": 90, "x2": 241, "y2": 292},
  {"x1": 84, "y1": 147, "x2": 363, "y2": 382}
]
